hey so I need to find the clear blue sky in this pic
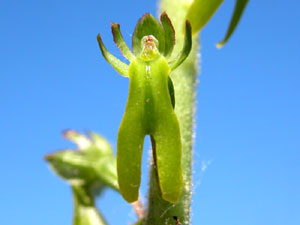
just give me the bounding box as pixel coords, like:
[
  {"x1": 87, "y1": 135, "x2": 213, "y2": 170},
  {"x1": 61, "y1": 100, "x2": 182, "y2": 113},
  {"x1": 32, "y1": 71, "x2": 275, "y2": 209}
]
[{"x1": 0, "y1": 0, "x2": 299, "y2": 224}]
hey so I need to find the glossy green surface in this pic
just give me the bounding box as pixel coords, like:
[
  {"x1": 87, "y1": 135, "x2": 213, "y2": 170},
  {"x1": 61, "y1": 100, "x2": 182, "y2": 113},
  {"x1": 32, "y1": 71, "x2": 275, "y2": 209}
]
[{"x1": 117, "y1": 55, "x2": 182, "y2": 203}]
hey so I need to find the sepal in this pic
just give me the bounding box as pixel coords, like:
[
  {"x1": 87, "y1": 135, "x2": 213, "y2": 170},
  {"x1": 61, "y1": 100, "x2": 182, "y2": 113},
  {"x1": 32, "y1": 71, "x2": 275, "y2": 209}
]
[
  {"x1": 132, "y1": 13, "x2": 165, "y2": 56},
  {"x1": 168, "y1": 21, "x2": 192, "y2": 71},
  {"x1": 111, "y1": 23, "x2": 135, "y2": 61},
  {"x1": 97, "y1": 34, "x2": 129, "y2": 77},
  {"x1": 160, "y1": 12, "x2": 176, "y2": 57}
]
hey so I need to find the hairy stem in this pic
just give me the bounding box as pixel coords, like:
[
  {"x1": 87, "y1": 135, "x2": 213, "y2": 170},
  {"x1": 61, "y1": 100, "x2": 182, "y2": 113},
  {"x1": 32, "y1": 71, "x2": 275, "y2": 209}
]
[{"x1": 144, "y1": 1, "x2": 199, "y2": 224}]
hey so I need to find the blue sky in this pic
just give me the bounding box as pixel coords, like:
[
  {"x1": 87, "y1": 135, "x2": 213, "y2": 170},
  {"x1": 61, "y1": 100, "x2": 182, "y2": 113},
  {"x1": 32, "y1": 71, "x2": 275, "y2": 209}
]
[{"x1": 0, "y1": 0, "x2": 299, "y2": 224}]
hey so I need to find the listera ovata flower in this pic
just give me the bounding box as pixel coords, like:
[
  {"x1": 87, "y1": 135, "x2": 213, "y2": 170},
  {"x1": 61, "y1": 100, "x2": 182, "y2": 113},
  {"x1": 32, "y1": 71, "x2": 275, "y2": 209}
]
[{"x1": 97, "y1": 12, "x2": 192, "y2": 203}]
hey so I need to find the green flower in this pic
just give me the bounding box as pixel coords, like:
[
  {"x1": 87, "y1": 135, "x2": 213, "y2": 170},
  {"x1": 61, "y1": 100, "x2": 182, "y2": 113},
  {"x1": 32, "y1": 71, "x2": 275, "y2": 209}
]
[{"x1": 97, "y1": 12, "x2": 192, "y2": 203}]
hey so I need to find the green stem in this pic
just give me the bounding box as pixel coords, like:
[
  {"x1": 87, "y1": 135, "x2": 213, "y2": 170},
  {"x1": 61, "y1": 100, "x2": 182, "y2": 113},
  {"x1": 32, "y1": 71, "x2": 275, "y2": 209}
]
[
  {"x1": 72, "y1": 185, "x2": 108, "y2": 225},
  {"x1": 144, "y1": 1, "x2": 199, "y2": 224}
]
